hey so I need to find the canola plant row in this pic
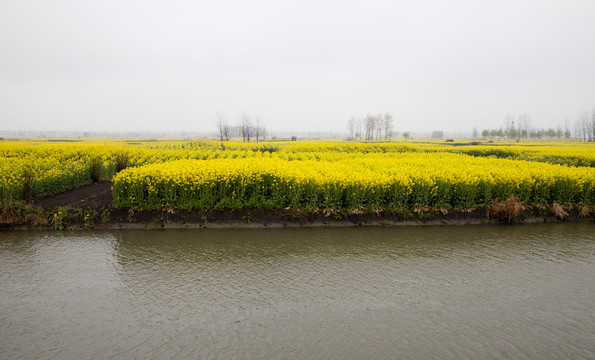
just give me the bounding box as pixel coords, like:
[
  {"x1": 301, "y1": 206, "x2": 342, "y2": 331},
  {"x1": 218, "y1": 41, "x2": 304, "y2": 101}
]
[
  {"x1": 0, "y1": 144, "x2": 101, "y2": 202},
  {"x1": 172, "y1": 140, "x2": 595, "y2": 168},
  {"x1": 0, "y1": 142, "x2": 268, "y2": 201},
  {"x1": 112, "y1": 153, "x2": 595, "y2": 211},
  {"x1": 2, "y1": 140, "x2": 595, "y2": 209},
  {"x1": 445, "y1": 145, "x2": 595, "y2": 168}
]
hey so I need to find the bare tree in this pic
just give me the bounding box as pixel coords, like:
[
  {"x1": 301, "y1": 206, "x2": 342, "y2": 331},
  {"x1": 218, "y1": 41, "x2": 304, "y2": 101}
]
[
  {"x1": 347, "y1": 116, "x2": 356, "y2": 139},
  {"x1": 215, "y1": 113, "x2": 228, "y2": 142},
  {"x1": 239, "y1": 112, "x2": 253, "y2": 142},
  {"x1": 564, "y1": 119, "x2": 571, "y2": 139},
  {"x1": 505, "y1": 114, "x2": 515, "y2": 140},
  {"x1": 254, "y1": 115, "x2": 266, "y2": 143},
  {"x1": 577, "y1": 111, "x2": 592, "y2": 141},
  {"x1": 223, "y1": 122, "x2": 230, "y2": 141},
  {"x1": 254, "y1": 115, "x2": 261, "y2": 143},
  {"x1": 355, "y1": 118, "x2": 363, "y2": 140},
  {"x1": 383, "y1": 113, "x2": 393, "y2": 140},
  {"x1": 517, "y1": 113, "x2": 530, "y2": 139},
  {"x1": 574, "y1": 118, "x2": 582, "y2": 141},
  {"x1": 376, "y1": 112, "x2": 384, "y2": 140},
  {"x1": 348, "y1": 113, "x2": 392, "y2": 141},
  {"x1": 364, "y1": 113, "x2": 375, "y2": 141}
]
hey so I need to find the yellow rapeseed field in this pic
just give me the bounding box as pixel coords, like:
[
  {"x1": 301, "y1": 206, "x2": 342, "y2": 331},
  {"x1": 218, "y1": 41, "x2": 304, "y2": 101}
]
[
  {"x1": 113, "y1": 151, "x2": 595, "y2": 210},
  {"x1": 1, "y1": 140, "x2": 594, "y2": 210}
]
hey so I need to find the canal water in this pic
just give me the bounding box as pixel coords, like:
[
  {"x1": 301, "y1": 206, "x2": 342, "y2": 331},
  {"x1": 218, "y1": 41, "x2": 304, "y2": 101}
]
[{"x1": 1, "y1": 224, "x2": 594, "y2": 359}]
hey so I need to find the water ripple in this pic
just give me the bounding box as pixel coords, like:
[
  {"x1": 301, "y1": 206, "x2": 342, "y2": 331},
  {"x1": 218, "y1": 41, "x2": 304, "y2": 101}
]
[{"x1": 1, "y1": 224, "x2": 594, "y2": 359}]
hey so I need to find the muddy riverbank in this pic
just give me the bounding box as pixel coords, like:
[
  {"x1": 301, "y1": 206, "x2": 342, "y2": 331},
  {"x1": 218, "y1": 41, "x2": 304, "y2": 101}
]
[{"x1": 1, "y1": 181, "x2": 593, "y2": 230}]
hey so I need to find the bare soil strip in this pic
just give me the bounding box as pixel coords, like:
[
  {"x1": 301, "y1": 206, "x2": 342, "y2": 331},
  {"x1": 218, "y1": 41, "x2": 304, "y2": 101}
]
[{"x1": 32, "y1": 180, "x2": 113, "y2": 208}]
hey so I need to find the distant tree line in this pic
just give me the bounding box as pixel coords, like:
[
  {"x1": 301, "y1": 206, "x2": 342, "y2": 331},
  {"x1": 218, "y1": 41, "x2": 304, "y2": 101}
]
[
  {"x1": 575, "y1": 109, "x2": 595, "y2": 142},
  {"x1": 478, "y1": 109, "x2": 595, "y2": 141},
  {"x1": 347, "y1": 113, "x2": 394, "y2": 141},
  {"x1": 215, "y1": 112, "x2": 267, "y2": 143},
  {"x1": 481, "y1": 127, "x2": 571, "y2": 140}
]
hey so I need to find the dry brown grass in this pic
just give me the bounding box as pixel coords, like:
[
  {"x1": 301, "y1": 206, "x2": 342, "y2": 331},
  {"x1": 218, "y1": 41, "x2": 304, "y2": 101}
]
[
  {"x1": 552, "y1": 202, "x2": 569, "y2": 220},
  {"x1": 579, "y1": 205, "x2": 592, "y2": 218},
  {"x1": 0, "y1": 202, "x2": 49, "y2": 228},
  {"x1": 488, "y1": 195, "x2": 525, "y2": 224}
]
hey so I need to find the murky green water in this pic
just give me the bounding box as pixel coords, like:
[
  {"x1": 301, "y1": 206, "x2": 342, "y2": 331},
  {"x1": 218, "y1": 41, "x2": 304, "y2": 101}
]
[{"x1": 1, "y1": 224, "x2": 594, "y2": 359}]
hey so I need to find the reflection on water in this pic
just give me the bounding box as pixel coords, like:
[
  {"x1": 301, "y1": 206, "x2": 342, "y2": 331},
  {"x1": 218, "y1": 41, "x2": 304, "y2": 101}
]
[{"x1": 1, "y1": 224, "x2": 594, "y2": 359}]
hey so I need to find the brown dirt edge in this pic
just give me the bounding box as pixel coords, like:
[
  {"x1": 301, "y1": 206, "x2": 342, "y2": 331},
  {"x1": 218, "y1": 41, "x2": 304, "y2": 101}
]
[
  {"x1": 1, "y1": 181, "x2": 593, "y2": 230},
  {"x1": 2, "y1": 205, "x2": 593, "y2": 231}
]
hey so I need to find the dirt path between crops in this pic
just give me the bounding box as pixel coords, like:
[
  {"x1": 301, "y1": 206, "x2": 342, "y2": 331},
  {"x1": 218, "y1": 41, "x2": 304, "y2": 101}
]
[{"x1": 32, "y1": 180, "x2": 113, "y2": 208}]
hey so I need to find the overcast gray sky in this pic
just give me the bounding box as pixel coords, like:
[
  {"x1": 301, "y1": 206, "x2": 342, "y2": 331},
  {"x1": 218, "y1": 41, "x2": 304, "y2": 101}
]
[{"x1": 1, "y1": 0, "x2": 594, "y2": 134}]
